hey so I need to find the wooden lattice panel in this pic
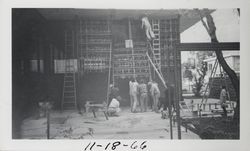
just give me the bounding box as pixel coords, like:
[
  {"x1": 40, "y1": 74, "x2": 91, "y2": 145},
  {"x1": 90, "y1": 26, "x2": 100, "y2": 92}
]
[{"x1": 78, "y1": 20, "x2": 112, "y2": 72}]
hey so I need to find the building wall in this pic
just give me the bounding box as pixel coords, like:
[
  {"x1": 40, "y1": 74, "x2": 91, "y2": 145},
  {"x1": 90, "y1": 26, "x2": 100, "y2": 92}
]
[{"x1": 12, "y1": 9, "x2": 66, "y2": 138}]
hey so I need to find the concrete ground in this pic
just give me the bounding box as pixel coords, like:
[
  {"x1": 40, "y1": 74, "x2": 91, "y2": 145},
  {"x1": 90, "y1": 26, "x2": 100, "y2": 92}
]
[{"x1": 20, "y1": 107, "x2": 200, "y2": 139}]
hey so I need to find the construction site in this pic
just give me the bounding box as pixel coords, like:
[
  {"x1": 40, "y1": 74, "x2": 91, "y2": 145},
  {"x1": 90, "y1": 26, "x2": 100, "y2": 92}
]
[{"x1": 12, "y1": 8, "x2": 240, "y2": 139}]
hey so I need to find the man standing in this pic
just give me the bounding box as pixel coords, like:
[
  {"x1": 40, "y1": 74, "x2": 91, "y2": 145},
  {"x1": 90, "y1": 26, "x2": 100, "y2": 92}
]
[
  {"x1": 147, "y1": 81, "x2": 153, "y2": 110},
  {"x1": 149, "y1": 81, "x2": 161, "y2": 113},
  {"x1": 129, "y1": 78, "x2": 139, "y2": 113},
  {"x1": 138, "y1": 79, "x2": 148, "y2": 112},
  {"x1": 219, "y1": 86, "x2": 228, "y2": 117}
]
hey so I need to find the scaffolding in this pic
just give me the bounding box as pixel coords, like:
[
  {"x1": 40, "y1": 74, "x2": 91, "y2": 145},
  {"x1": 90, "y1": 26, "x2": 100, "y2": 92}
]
[
  {"x1": 79, "y1": 20, "x2": 112, "y2": 73},
  {"x1": 113, "y1": 44, "x2": 151, "y2": 80},
  {"x1": 61, "y1": 16, "x2": 182, "y2": 137},
  {"x1": 158, "y1": 18, "x2": 181, "y2": 139}
]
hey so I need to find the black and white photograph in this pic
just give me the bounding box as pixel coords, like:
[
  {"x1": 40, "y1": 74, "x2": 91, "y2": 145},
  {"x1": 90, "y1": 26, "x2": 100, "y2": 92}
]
[
  {"x1": 11, "y1": 8, "x2": 240, "y2": 140},
  {"x1": 1, "y1": 0, "x2": 250, "y2": 151}
]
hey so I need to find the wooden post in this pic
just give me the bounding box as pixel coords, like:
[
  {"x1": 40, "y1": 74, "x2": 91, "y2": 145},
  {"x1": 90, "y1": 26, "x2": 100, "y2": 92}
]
[
  {"x1": 92, "y1": 109, "x2": 96, "y2": 118},
  {"x1": 46, "y1": 108, "x2": 50, "y2": 139},
  {"x1": 167, "y1": 88, "x2": 173, "y2": 139},
  {"x1": 106, "y1": 42, "x2": 112, "y2": 106},
  {"x1": 185, "y1": 123, "x2": 188, "y2": 132},
  {"x1": 197, "y1": 104, "x2": 201, "y2": 117},
  {"x1": 37, "y1": 38, "x2": 41, "y2": 73},
  {"x1": 128, "y1": 19, "x2": 135, "y2": 78},
  {"x1": 171, "y1": 16, "x2": 182, "y2": 140},
  {"x1": 103, "y1": 111, "x2": 109, "y2": 120}
]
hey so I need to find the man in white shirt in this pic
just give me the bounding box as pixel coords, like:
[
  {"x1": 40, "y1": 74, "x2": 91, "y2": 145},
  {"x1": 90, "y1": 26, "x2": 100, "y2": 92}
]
[
  {"x1": 108, "y1": 96, "x2": 121, "y2": 116},
  {"x1": 129, "y1": 79, "x2": 139, "y2": 113},
  {"x1": 138, "y1": 79, "x2": 148, "y2": 112},
  {"x1": 141, "y1": 16, "x2": 155, "y2": 40}
]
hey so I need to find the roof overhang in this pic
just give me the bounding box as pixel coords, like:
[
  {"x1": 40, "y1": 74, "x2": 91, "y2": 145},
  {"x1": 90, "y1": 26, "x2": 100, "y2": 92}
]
[{"x1": 36, "y1": 8, "x2": 214, "y2": 33}]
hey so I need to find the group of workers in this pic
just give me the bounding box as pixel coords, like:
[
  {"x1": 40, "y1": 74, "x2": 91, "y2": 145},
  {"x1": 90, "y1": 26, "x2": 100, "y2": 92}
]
[
  {"x1": 129, "y1": 78, "x2": 161, "y2": 113},
  {"x1": 107, "y1": 79, "x2": 230, "y2": 118},
  {"x1": 107, "y1": 78, "x2": 163, "y2": 117}
]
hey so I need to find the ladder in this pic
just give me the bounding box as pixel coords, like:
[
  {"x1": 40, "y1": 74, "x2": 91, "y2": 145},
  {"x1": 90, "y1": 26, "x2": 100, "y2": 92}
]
[
  {"x1": 61, "y1": 31, "x2": 77, "y2": 110},
  {"x1": 199, "y1": 60, "x2": 218, "y2": 110},
  {"x1": 152, "y1": 19, "x2": 161, "y2": 69}
]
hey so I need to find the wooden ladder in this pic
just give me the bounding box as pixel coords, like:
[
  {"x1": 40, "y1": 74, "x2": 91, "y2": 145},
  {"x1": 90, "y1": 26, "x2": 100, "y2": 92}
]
[
  {"x1": 61, "y1": 31, "x2": 77, "y2": 110},
  {"x1": 152, "y1": 19, "x2": 161, "y2": 69}
]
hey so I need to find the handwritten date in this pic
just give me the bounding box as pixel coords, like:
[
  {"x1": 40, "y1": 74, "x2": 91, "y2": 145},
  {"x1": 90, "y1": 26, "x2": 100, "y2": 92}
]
[{"x1": 84, "y1": 141, "x2": 147, "y2": 151}]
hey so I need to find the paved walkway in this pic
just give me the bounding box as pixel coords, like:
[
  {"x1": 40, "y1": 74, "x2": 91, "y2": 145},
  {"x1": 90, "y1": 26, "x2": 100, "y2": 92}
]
[{"x1": 20, "y1": 108, "x2": 200, "y2": 139}]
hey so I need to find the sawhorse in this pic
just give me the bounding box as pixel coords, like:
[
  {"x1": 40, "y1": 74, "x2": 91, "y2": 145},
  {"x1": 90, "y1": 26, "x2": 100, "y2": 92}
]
[{"x1": 85, "y1": 101, "x2": 109, "y2": 120}]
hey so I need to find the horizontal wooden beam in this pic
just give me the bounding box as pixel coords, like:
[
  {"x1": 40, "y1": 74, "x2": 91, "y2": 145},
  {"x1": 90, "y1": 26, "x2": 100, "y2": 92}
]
[{"x1": 176, "y1": 42, "x2": 240, "y2": 51}]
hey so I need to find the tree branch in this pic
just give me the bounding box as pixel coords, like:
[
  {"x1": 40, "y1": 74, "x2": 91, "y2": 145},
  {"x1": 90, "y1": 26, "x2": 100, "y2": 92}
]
[{"x1": 197, "y1": 9, "x2": 240, "y2": 121}]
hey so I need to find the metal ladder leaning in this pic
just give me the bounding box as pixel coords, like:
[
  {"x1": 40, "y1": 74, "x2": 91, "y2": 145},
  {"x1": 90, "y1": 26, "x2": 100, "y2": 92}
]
[{"x1": 61, "y1": 30, "x2": 77, "y2": 110}]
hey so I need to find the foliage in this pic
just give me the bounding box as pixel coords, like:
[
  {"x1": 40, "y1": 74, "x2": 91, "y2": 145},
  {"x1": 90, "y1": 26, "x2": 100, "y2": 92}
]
[
  {"x1": 183, "y1": 69, "x2": 193, "y2": 81},
  {"x1": 197, "y1": 9, "x2": 240, "y2": 121},
  {"x1": 192, "y1": 61, "x2": 208, "y2": 97}
]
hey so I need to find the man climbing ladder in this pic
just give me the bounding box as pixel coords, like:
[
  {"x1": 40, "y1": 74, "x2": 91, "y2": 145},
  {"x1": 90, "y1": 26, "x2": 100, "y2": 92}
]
[{"x1": 141, "y1": 16, "x2": 167, "y2": 89}]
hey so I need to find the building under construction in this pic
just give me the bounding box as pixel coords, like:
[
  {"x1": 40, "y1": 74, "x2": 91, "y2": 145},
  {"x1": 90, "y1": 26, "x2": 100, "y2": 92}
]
[
  {"x1": 11, "y1": 8, "x2": 242, "y2": 140},
  {"x1": 12, "y1": 8, "x2": 206, "y2": 138}
]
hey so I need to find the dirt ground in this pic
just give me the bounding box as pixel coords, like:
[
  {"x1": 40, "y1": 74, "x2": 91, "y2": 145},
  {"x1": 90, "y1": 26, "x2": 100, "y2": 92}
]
[{"x1": 20, "y1": 107, "x2": 200, "y2": 139}]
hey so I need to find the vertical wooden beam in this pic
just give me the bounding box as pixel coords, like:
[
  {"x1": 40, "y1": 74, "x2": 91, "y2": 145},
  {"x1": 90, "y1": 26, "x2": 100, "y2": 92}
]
[
  {"x1": 128, "y1": 19, "x2": 132, "y2": 40},
  {"x1": 37, "y1": 38, "x2": 41, "y2": 73},
  {"x1": 44, "y1": 40, "x2": 50, "y2": 75},
  {"x1": 106, "y1": 42, "x2": 112, "y2": 106},
  {"x1": 171, "y1": 16, "x2": 181, "y2": 139},
  {"x1": 46, "y1": 108, "x2": 50, "y2": 139},
  {"x1": 128, "y1": 19, "x2": 135, "y2": 78},
  {"x1": 167, "y1": 88, "x2": 173, "y2": 139},
  {"x1": 50, "y1": 44, "x2": 54, "y2": 75},
  {"x1": 177, "y1": 16, "x2": 182, "y2": 139}
]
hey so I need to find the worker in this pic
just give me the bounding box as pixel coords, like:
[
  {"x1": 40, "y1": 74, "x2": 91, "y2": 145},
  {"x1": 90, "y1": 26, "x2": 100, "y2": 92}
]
[
  {"x1": 219, "y1": 85, "x2": 228, "y2": 117},
  {"x1": 141, "y1": 16, "x2": 155, "y2": 40},
  {"x1": 149, "y1": 81, "x2": 160, "y2": 113},
  {"x1": 147, "y1": 81, "x2": 153, "y2": 110},
  {"x1": 107, "y1": 96, "x2": 121, "y2": 116},
  {"x1": 129, "y1": 78, "x2": 139, "y2": 113},
  {"x1": 138, "y1": 79, "x2": 148, "y2": 112},
  {"x1": 108, "y1": 83, "x2": 119, "y2": 106},
  {"x1": 160, "y1": 84, "x2": 175, "y2": 118}
]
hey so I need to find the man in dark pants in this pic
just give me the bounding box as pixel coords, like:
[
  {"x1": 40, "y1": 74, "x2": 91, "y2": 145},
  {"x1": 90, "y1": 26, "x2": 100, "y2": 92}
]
[
  {"x1": 159, "y1": 85, "x2": 175, "y2": 118},
  {"x1": 219, "y1": 85, "x2": 228, "y2": 117},
  {"x1": 147, "y1": 82, "x2": 153, "y2": 110}
]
